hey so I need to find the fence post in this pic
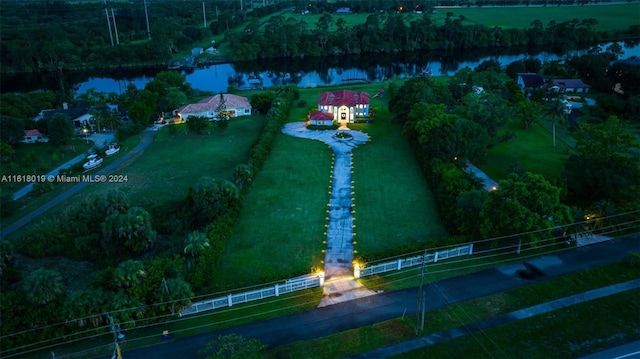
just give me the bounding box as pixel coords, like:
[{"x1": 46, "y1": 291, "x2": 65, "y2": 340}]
[
  {"x1": 469, "y1": 243, "x2": 474, "y2": 255},
  {"x1": 397, "y1": 259, "x2": 402, "y2": 270},
  {"x1": 275, "y1": 284, "x2": 279, "y2": 297},
  {"x1": 354, "y1": 264, "x2": 361, "y2": 279},
  {"x1": 318, "y1": 271, "x2": 325, "y2": 286},
  {"x1": 434, "y1": 251, "x2": 439, "y2": 263},
  {"x1": 227, "y1": 294, "x2": 233, "y2": 307}
]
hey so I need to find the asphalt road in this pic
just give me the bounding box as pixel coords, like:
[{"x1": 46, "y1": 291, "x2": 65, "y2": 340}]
[{"x1": 113, "y1": 236, "x2": 640, "y2": 359}]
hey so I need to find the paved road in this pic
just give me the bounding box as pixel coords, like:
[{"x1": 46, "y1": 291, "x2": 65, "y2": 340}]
[
  {"x1": 11, "y1": 133, "x2": 116, "y2": 200},
  {"x1": 111, "y1": 236, "x2": 639, "y2": 359},
  {"x1": 578, "y1": 340, "x2": 640, "y2": 359},
  {"x1": 1, "y1": 130, "x2": 157, "y2": 239}
]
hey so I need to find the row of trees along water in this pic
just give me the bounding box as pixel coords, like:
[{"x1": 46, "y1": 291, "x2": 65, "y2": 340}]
[{"x1": 1, "y1": 0, "x2": 638, "y2": 73}]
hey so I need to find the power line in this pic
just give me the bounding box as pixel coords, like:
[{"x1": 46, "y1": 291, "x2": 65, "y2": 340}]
[{"x1": 3, "y1": 213, "x2": 638, "y2": 356}]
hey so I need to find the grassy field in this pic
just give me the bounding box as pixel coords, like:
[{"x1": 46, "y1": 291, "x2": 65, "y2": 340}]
[
  {"x1": 479, "y1": 119, "x2": 573, "y2": 183},
  {"x1": 274, "y1": 3, "x2": 638, "y2": 32},
  {"x1": 399, "y1": 288, "x2": 640, "y2": 358},
  {"x1": 265, "y1": 258, "x2": 640, "y2": 358},
  {"x1": 439, "y1": 3, "x2": 640, "y2": 31}
]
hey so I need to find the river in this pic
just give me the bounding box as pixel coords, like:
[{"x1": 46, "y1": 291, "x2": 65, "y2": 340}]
[{"x1": 2, "y1": 42, "x2": 639, "y2": 95}]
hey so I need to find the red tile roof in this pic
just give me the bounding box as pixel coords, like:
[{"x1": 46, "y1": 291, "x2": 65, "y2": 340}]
[
  {"x1": 310, "y1": 111, "x2": 334, "y2": 121},
  {"x1": 318, "y1": 90, "x2": 370, "y2": 107},
  {"x1": 177, "y1": 94, "x2": 250, "y2": 114},
  {"x1": 24, "y1": 129, "x2": 43, "y2": 137}
]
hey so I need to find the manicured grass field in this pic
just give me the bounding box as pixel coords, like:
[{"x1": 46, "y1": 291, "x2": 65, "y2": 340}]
[
  {"x1": 440, "y1": 3, "x2": 640, "y2": 31},
  {"x1": 350, "y1": 111, "x2": 448, "y2": 255},
  {"x1": 479, "y1": 120, "x2": 573, "y2": 183},
  {"x1": 274, "y1": 3, "x2": 637, "y2": 32},
  {"x1": 214, "y1": 134, "x2": 333, "y2": 286},
  {"x1": 399, "y1": 288, "x2": 640, "y2": 358}
]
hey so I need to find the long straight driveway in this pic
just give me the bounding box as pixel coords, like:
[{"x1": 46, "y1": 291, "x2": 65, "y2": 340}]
[{"x1": 281, "y1": 122, "x2": 369, "y2": 279}]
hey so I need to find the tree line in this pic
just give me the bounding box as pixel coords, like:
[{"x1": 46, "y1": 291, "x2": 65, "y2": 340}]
[
  {"x1": 1, "y1": 0, "x2": 638, "y2": 74},
  {"x1": 387, "y1": 54, "x2": 639, "y2": 252}
]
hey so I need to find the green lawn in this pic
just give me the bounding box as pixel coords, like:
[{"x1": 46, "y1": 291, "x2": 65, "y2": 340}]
[
  {"x1": 214, "y1": 134, "x2": 333, "y2": 286},
  {"x1": 479, "y1": 120, "x2": 573, "y2": 183},
  {"x1": 399, "y1": 288, "x2": 640, "y2": 358},
  {"x1": 434, "y1": 3, "x2": 640, "y2": 30},
  {"x1": 266, "y1": 4, "x2": 637, "y2": 33},
  {"x1": 350, "y1": 116, "x2": 447, "y2": 255}
]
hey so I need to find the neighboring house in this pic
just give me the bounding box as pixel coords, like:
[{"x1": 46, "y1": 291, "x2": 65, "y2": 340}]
[
  {"x1": 22, "y1": 129, "x2": 48, "y2": 143},
  {"x1": 336, "y1": 7, "x2": 350, "y2": 13},
  {"x1": 191, "y1": 48, "x2": 203, "y2": 56},
  {"x1": 551, "y1": 79, "x2": 591, "y2": 93},
  {"x1": 516, "y1": 73, "x2": 545, "y2": 91},
  {"x1": 316, "y1": 89, "x2": 370, "y2": 124},
  {"x1": 175, "y1": 94, "x2": 252, "y2": 121},
  {"x1": 37, "y1": 104, "x2": 119, "y2": 132},
  {"x1": 517, "y1": 73, "x2": 592, "y2": 94},
  {"x1": 309, "y1": 111, "x2": 334, "y2": 126}
]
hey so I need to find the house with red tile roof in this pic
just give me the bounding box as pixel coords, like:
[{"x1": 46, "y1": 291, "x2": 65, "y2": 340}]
[
  {"x1": 175, "y1": 94, "x2": 252, "y2": 121},
  {"x1": 22, "y1": 129, "x2": 48, "y2": 144},
  {"x1": 316, "y1": 90, "x2": 370, "y2": 126}
]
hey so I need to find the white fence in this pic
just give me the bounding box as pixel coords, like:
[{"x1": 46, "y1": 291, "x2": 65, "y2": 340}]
[
  {"x1": 355, "y1": 244, "x2": 474, "y2": 278},
  {"x1": 180, "y1": 273, "x2": 323, "y2": 317}
]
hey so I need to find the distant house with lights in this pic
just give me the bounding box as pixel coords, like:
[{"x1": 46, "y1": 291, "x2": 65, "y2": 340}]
[
  {"x1": 175, "y1": 94, "x2": 252, "y2": 121},
  {"x1": 315, "y1": 90, "x2": 370, "y2": 126}
]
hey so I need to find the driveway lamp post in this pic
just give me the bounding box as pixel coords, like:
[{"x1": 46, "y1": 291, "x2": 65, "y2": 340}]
[{"x1": 83, "y1": 128, "x2": 88, "y2": 144}]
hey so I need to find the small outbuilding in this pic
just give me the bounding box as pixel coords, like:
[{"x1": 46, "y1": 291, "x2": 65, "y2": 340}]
[
  {"x1": 22, "y1": 129, "x2": 48, "y2": 143},
  {"x1": 309, "y1": 111, "x2": 334, "y2": 126}
]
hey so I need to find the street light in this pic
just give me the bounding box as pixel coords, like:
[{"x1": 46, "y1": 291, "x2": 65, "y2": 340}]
[{"x1": 83, "y1": 128, "x2": 88, "y2": 144}]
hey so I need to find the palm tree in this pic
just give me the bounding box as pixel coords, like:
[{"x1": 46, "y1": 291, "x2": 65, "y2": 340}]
[
  {"x1": 544, "y1": 98, "x2": 568, "y2": 148},
  {"x1": 157, "y1": 278, "x2": 193, "y2": 315},
  {"x1": 22, "y1": 268, "x2": 65, "y2": 305},
  {"x1": 114, "y1": 260, "x2": 145, "y2": 288},
  {"x1": 589, "y1": 199, "x2": 623, "y2": 234},
  {"x1": 64, "y1": 289, "x2": 106, "y2": 327},
  {"x1": 184, "y1": 231, "x2": 210, "y2": 272}
]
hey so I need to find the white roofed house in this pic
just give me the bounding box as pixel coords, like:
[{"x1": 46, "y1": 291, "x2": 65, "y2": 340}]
[{"x1": 175, "y1": 94, "x2": 252, "y2": 121}]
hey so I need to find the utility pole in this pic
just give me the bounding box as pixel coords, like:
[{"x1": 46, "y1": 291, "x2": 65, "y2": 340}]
[
  {"x1": 106, "y1": 312, "x2": 123, "y2": 359},
  {"x1": 105, "y1": 8, "x2": 114, "y2": 46},
  {"x1": 415, "y1": 249, "x2": 427, "y2": 336},
  {"x1": 144, "y1": 0, "x2": 151, "y2": 40},
  {"x1": 111, "y1": 8, "x2": 120, "y2": 45},
  {"x1": 202, "y1": 2, "x2": 206, "y2": 28}
]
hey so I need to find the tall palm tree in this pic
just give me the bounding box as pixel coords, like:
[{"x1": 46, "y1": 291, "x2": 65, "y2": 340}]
[
  {"x1": 544, "y1": 98, "x2": 568, "y2": 148},
  {"x1": 22, "y1": 268, "x2": 65, "y2": 305}
]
